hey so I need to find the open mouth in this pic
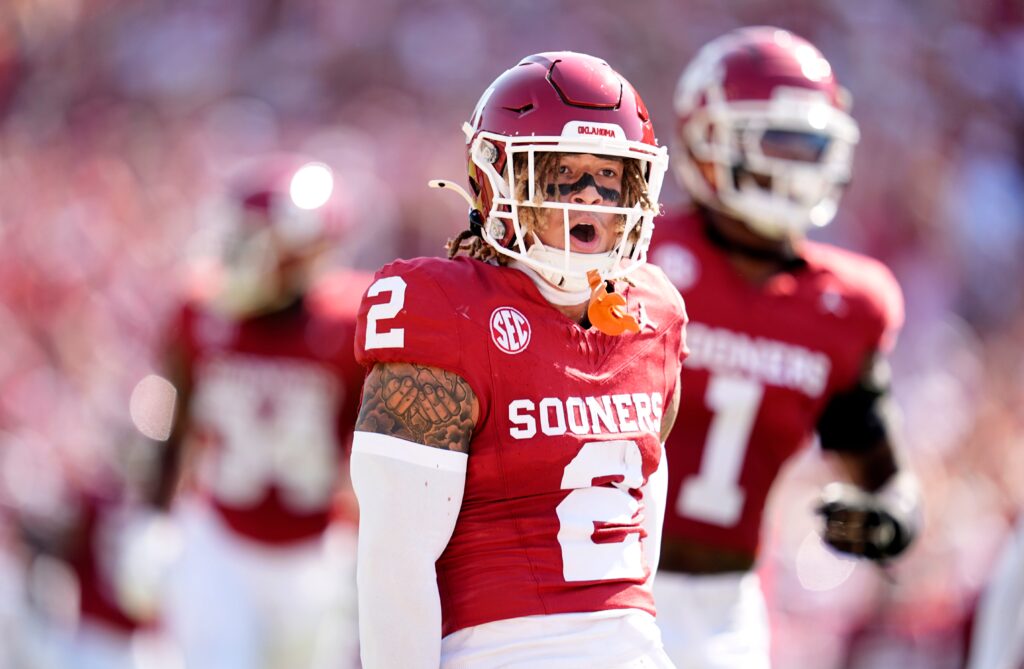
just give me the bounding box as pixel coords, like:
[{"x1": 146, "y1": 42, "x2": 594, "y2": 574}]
[{"x1": 570, "y1": 223, "x2": 596, "y2": 244}]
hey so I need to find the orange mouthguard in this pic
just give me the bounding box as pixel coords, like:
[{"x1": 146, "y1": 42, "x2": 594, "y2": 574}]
[{"x1": 586, "y1": 270, "x2": 640, "y2": 336}]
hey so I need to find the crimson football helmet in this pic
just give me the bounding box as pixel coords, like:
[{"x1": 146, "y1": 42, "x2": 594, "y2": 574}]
[
  {"x1": 674, "y1": 27, "x2": 860, "y2": 239},
  {"x1": 456, "y1": 52, "x2": 668, "y2": 294},
  {"x1": 213, "y1": 154, "x2": 348, "y2": 316},
  {"x1": 227, "y1": 155, "x2": 347, "y2": 249}
]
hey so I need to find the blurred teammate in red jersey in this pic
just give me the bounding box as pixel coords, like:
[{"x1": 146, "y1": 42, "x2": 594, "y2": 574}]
[
  {"x1": 155, "y1": 155, "x2": 370, "y2": 669},
  {"x1": 350, "y1": 52, "x2": 687, "y2": 668},
  {"x1": 647, "y1": 27, "x2": 921, "y2": 668},
  {"x1": 0, "y1": 425, "x2": 182, "y2": 669},
  {"x1": 25, "y1": 472, "x2": 179, "y2": 669}
]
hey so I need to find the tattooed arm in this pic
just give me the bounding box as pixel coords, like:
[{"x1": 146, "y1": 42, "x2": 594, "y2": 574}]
[
  {"x1": 350, "y1": 362, "x2": 478, "y2": 669},
  {"x1": 356, "y1": 361, "x2": 479, "y2": 452}
]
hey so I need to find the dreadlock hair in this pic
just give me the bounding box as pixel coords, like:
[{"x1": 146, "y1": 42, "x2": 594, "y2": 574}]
[
  {"x1": 445, "y1": 213, "x2": 504, "y2": 263},
  {"x1": 446, "y1": 152, "x2": 653, "y2": 262}
]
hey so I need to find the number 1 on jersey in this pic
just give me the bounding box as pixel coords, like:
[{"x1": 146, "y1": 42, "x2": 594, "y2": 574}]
[{"x1": 676, "y1": 374, "x2": 764, "y2": 527}]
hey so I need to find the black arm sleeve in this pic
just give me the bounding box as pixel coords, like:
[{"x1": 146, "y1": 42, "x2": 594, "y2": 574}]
[{"x1": 817, "y1": 355, "x2": 895, "y2": 453}]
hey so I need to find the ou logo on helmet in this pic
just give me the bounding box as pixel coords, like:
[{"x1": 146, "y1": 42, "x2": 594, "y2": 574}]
[{"x1": 490, "y1": 307, "x2": 531, "y2": 354}]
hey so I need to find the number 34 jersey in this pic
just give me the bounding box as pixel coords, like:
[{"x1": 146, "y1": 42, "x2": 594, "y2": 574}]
[
  {"x1": 173, "y1": 270, "x2": 373, "y2": 544},
  {"x1": 355, "y1": 256, "x2": 688, "y2": 637},
  {"x1": 649, "y1": 210, "x2": 904, "y2": 555}
]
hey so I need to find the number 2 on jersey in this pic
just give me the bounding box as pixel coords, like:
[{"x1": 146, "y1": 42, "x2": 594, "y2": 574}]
[
  {"x1": 365, "y1": 276, "x2": 406, "y2": 350},
  {"x1": 675, "y1": 374, "x2": 764, "y2": 526},
  {"x1": 556, "y1": 440, "x2": 647, "y2": 582}
]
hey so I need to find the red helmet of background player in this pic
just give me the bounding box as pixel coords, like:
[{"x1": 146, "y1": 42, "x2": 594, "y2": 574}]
[
  {"x1": 227, "y1": 155, "x2": 348, "y2": 251},
  {"x1": 673, "y1": 27, "x2": 860, "y2": 239},
  {"x1": 212, "y1": 154, "x2": 348, "y2": 317},
  {"x1": 464, "y1": 51, "x2": 669, "y2": 292}
]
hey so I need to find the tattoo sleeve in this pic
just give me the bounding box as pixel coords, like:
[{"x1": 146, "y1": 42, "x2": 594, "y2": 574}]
[{"x1": 356, "y1": 362, "x2": 477, "y2": 453}]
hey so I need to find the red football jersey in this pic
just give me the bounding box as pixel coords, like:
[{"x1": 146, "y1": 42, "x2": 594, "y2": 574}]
[
  {"x1": 354, "y1": 256, "x2": 688, "y2": 636},
  {"x1": 174, "y1": 269, "x2": 372, "y2": 544},
  {"x1": 650, "y1": 210, "x2": 903, "y2": 555},
  {"x1": 67, "y1": 490, "x2": 150, "y2": 633}
]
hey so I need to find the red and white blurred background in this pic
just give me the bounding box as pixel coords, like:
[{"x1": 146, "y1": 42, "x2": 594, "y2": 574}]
[{"x1": 0, "y1": 1, "x2": 1021, "y2": 668}]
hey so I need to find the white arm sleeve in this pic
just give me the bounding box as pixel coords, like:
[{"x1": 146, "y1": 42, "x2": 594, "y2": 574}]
[
  {"x1": 350, "y1": 431, "x2": 468, "y2": 669},
  {"x1": 641, "y1": 442, "x2": 668, "y2": 586}
]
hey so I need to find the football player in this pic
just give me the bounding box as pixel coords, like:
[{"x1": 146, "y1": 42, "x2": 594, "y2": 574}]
[
  {"x1": 350, "y1": 52, "x2": 687, "y2": 668},
  {"x1": 647, "y1": 27, "x2": 921, "y2": 668},
  {"x1": 155, "y1": 155, "x2": 370, "y2": 669}
]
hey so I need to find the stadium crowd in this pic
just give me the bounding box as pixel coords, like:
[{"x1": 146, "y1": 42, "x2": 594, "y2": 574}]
[{"x1": 0, "y1": 1, "x2": 1021, "y2": 667}]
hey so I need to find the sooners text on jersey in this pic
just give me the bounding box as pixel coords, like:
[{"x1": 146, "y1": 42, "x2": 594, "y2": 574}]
[{"x1": 355, "y1": 256, "x2": 688, "y2": 636}]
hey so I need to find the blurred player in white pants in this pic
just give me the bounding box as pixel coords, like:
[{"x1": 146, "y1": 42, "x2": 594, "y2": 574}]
[
  {"x1": 166, "y1": 498, "x2": 357, "y2": 669},
  {"x1": 156, "y1": 155, "x2": 369, "y2": 669}
]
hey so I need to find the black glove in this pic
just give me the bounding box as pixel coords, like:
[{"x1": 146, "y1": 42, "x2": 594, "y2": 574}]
[{"x1": 815, "y1": 483, "x2": 915, "y2": 561}]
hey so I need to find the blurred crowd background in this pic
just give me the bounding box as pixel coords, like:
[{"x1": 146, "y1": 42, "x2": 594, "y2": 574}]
[{"x1": 0, "y1": 1, "x2": 1021, "y2": 668}]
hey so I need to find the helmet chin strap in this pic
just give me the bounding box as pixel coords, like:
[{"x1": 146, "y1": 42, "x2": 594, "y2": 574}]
[
  {"x1": 522, "y1": 239, "x2": 617, "y2": 293},
  {"x1": 508, "y1": 260, "x2": 592, "y2": 306}
]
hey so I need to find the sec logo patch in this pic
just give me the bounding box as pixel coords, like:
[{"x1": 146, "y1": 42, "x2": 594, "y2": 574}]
[{"x1": 490, "y1": 307, "x2": 531, "y2": 354}]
